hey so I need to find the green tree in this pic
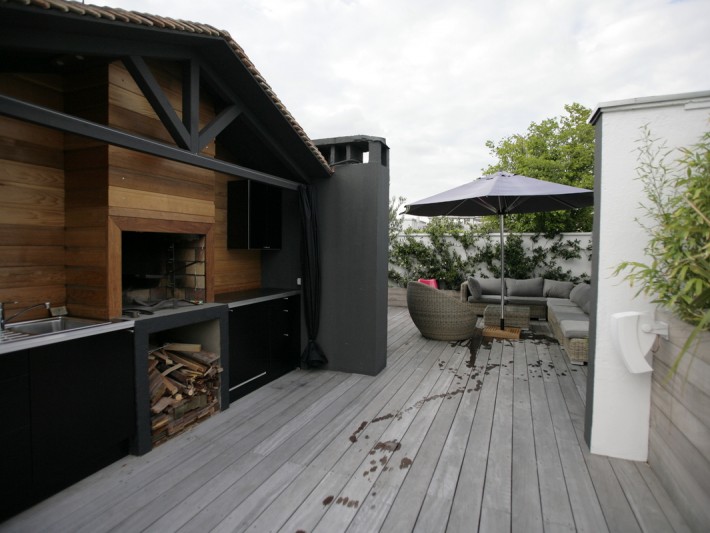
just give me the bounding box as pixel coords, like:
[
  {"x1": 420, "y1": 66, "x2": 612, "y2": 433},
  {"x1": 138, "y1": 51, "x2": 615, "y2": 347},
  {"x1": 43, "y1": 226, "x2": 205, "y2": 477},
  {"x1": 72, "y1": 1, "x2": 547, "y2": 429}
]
[
  {"x1": 481, "y1": 102, "x2": 595, "y2": 234},
  {"x1": 388, "y1": 195, "x2": 406, "y2": 248}
]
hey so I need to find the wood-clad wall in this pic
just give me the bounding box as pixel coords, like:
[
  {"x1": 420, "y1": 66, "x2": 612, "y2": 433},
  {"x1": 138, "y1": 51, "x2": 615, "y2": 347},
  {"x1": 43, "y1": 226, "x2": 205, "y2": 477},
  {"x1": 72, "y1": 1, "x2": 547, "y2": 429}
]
[
  {"x1": 649, "y1": 311, "x2": 710, "y2": 532},
  {"x1": 0, "y1": 74, "x2": 66, "y2": 321},
  {"x1": 63, "y1": 65, "x2": 110, "y2": 319},
  {"x1": 0, "y1": 59, "x2": 264, "y2": 321}
]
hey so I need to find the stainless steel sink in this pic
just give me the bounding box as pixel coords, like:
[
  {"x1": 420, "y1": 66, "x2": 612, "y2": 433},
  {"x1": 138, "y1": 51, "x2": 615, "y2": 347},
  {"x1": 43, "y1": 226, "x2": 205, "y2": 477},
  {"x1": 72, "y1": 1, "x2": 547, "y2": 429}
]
[{"x1": 3, "y1": 317, "x2": 110, "y2": 339}]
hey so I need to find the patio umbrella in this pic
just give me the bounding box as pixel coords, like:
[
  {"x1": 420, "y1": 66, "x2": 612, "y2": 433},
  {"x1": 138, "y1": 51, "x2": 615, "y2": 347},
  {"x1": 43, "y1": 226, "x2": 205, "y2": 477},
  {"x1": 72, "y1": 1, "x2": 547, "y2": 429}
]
[{"x1": 404, "y1": 171, "x2": 593, "y2": 330}]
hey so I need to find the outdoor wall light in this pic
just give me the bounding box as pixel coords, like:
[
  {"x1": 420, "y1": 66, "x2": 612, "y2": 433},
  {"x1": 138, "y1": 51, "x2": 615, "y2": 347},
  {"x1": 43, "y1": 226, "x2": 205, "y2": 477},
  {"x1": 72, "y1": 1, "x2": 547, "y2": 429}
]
[{"x1": 610, "y1": 311, "x2": 669, "y2": 374}]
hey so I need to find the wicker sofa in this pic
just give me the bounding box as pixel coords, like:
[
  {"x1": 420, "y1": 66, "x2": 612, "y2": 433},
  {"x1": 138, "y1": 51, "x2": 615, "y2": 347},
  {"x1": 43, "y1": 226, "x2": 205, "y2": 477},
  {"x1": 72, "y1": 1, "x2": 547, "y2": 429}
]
[
  {"x1": 407, "y1": 281, "x2": 478, "y2": 341},
  {"x1": 459, "y1": 277, "x2": 575, "y2": 320},
  {"x1": 546, "y1": 283, "x2": 592, "y2": 364},
  {"x1": 460, "y1": 276, "x2": 591, "y2": 363}
]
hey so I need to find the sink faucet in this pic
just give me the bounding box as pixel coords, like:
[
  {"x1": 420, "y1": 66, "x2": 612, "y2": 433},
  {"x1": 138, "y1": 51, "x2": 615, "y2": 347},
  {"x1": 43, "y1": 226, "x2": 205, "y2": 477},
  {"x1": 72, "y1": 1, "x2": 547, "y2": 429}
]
[{"x1": 1, "y1": 301, "x2": 51, "y2": 331}]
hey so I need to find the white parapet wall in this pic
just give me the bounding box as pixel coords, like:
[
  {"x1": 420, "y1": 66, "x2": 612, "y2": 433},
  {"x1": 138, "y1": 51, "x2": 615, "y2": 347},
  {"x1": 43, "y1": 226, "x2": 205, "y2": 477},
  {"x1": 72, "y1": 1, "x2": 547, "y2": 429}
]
[{"x1": 589, "y1": 91, "x2": 710, "y2": 461}]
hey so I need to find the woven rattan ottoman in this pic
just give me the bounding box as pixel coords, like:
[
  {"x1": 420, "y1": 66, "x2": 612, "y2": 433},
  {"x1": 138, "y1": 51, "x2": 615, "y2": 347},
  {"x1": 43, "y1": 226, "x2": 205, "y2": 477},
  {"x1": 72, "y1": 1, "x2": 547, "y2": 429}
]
[{"x1": 483, "y1": 304, "x2": 531, "y2": 329}]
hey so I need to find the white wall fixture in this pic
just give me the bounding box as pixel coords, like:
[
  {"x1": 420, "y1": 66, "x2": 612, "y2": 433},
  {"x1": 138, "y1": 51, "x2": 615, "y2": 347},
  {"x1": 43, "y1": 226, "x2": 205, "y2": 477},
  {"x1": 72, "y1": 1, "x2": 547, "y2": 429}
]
[{"x1": 610, "y1": 311, "x2": 669, "y2": 374}]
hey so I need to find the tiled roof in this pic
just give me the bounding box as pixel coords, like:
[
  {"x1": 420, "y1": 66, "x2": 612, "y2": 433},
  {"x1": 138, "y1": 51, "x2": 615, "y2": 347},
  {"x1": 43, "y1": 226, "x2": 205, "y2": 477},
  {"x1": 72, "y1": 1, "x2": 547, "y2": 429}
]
[{"x1": 1, "y1": 0, "x2": 332, "y2": 174}]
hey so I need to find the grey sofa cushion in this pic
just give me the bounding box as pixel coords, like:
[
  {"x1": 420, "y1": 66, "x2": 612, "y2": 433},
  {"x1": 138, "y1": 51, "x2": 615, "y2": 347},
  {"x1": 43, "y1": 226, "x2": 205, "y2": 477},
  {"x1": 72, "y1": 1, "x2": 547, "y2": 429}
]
[
  {"x1": 560, "y1": 320, "x2": 589, "y2": 338},
  {"x1": 506, "y1": 277, "x2": 543, "y2": 297},
  {"x1": 468, "y1": 277, "x2": 503, "y2": 300},
  {"x1": 506, "y1": 296, "x2": 548, "y2": 306},
  {"x1": 569, "y1": 283, "x2": 591, "y2": 309},
  {"x1": 546, "y1": 298, "x2": 577, "y2": 307},
  {"x1": 549, "y1": 308, "x2": 587, "y2": 322},
  {"x1": 543, "y1": 279, "x2": 575, "y2": 299},
  {"x1": 468, "y1": 294, "x2": 502, "y2": 304}
]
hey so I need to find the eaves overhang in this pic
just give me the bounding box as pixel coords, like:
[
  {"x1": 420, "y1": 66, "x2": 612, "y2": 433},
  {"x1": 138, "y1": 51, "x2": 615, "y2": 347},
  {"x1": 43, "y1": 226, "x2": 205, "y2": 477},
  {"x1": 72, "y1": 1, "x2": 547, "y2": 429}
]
[{"x1": 0, "y1": 0, "x2": 333, "y2": 181}]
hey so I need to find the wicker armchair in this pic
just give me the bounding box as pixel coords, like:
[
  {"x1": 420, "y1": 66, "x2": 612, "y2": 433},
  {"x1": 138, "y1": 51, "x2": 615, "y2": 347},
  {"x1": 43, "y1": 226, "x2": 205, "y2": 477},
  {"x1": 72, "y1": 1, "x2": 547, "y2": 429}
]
[{"x1": 407, "y1": 281, "x2": 478, "y2": 341}]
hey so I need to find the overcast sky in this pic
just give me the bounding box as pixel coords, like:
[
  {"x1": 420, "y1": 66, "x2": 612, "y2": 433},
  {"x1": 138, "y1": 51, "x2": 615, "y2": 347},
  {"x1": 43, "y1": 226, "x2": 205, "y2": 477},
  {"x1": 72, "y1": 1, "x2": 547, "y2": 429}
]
[{"x1": 106, "y1": 0, "x2": 710, "y2": 203}]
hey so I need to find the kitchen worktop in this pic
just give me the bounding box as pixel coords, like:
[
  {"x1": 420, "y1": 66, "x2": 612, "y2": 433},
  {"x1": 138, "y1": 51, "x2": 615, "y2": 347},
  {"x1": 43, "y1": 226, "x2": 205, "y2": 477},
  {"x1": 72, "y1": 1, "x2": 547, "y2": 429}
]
[{"x1": 214, "y1": 288, "x2": 301, "y2": 308}]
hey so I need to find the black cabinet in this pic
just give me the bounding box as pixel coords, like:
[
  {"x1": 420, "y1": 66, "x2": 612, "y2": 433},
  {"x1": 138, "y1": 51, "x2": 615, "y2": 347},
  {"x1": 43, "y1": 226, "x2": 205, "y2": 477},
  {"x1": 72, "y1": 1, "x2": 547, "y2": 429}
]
[
  {"x1": 0, "y1": 330, "x2": 135, "y2": 519},
  {"x1": 227, "y1": 180, "x2": 282, "y2": 250},
  {"x1": 228, "y1": 295, "x2": 299, "y2": 402},
  {"x1": 0, "y1": 350, "x2": 31, "y2": 521},
  {"x1": 30, "y1": 330, "x2": 135, "y2": 501}
]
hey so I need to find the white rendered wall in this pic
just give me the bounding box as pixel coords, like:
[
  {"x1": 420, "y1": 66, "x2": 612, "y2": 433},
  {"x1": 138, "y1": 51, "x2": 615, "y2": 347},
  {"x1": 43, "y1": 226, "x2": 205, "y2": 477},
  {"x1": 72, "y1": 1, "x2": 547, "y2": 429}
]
[{"x1": 591, "y1": 94, "x2": 710, "y2": 460}]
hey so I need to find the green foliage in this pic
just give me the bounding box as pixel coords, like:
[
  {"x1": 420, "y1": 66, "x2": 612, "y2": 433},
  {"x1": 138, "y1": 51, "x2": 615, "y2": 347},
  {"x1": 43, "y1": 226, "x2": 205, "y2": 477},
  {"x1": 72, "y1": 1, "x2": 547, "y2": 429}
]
[
  {"x1": 480, "y1": 102, "x2": 595, "y2": 234},
  {"x1": 388, "y1": 196, "x2": 406, "y2": 246},
  {"x1": 615, "y1": 127, "x2": 710, "y2": 371},
  {"x1": 388, "y1": 216, "x2": 589, "y2": 288}
]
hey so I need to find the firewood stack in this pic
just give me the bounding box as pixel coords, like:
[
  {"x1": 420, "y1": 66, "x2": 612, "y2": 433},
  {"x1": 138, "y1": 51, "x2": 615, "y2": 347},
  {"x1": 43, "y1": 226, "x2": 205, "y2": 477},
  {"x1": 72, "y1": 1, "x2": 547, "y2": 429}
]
[{"x1": 148, "y1": 343, "x2": 221, "y2": 446}]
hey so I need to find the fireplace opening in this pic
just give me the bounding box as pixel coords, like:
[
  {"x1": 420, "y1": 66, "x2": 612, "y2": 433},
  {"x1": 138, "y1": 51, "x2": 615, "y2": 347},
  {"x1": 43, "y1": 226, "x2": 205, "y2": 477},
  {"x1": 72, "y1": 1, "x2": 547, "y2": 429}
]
[{"x1": 122, "y1": 232, "x2": 206, "y2": 313}]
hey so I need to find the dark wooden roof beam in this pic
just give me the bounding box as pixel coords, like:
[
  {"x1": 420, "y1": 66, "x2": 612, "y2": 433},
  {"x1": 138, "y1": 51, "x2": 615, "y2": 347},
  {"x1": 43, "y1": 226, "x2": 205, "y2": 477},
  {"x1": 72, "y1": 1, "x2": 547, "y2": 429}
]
[
  {"x1": 199, "y1": 104, "x2": 242, "y2": 152},
  {"x1": 123, "y1": 55, "x2": 191, "y2": 150},
  {"x1": 0, "y1": 93, "x2": 299, "y2": 190}
]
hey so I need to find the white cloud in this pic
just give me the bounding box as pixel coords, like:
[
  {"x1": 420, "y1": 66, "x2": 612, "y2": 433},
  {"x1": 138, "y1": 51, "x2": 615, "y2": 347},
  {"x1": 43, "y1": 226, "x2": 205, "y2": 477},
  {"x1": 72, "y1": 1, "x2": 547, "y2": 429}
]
[{"x1": 102, "y1": 0, "x2": 710, "y2": 203}]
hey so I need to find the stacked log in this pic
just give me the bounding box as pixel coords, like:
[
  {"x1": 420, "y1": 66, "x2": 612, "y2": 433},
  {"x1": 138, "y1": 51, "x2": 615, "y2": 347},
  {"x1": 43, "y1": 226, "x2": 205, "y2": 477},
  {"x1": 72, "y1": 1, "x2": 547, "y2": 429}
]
[{"x1": 148, "y1": 343, "x2": 221, "y2": 446}]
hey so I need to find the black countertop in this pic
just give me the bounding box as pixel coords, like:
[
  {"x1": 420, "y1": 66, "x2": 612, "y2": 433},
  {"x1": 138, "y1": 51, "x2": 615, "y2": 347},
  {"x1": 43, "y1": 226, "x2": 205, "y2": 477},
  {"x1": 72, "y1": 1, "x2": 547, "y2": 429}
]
[{"x1": 214, "y1": 288, "x2": 301, "y2": 308}]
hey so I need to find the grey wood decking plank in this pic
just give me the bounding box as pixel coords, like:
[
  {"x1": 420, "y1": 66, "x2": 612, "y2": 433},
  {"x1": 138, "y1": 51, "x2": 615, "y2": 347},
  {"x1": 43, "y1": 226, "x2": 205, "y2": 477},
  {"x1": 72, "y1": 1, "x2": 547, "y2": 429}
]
[
  {"x1": 634, "y1": 461, "x2": 692, "y2": 533},
  {"x1": 525, "y1": 338, "x2": 577, "y2": 532},
  {"x1": 410, "y1": 343, "x2": 491, "y2": 533},
  {"x1": 511, "y1": 339, "x2": 544, "y2": 533},
  {"x1": 609, "y1": 457, "x2": 676, "y2": 533},
  {"x1": 286, "y1": 334, "x2": 437, "y2": 469},
  {"x1": 170, "y1": 373, "x2": 373, "y2": 532},
  {"x1": 478, "y1": 340, "x2": 515, "y2": 533},
  {"x1": 243, "y1": 333, "x2": 444, "y2": 532},
  {"x1": 540, "y1": 341, "x2": 609, "y2": 533},
  {"x1": 69, "y1": 372, "x2": 350, "y2": 533},
  {"x1": 549, "y1": 343, "x2": 644, "y2": 533},
  {"x1": 278, "y1": 470, "x2": 353, "y2": 533},
  {"x1": 328, "y1": 341, "x2": 453, "y2": 478},
  {"x1": 446, "y1": 340, "x2": 502, "y2": 532},
  {"x1": 354, "y1": 341, "x2": 474, "y2": 533},
  {"x1": 131, "y1": 374, "x2": 368, "y2": 533},
  {"x1": 312, "y1": 343, "x2": 467, "y2": 532}
]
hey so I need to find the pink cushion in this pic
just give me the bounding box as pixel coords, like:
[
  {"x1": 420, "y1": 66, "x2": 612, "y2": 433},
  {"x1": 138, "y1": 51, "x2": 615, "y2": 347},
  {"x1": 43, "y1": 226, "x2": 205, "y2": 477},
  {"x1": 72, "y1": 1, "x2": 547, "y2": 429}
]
[{"x1": 417, "y1": 278, "x2": 439, "y2": 289}]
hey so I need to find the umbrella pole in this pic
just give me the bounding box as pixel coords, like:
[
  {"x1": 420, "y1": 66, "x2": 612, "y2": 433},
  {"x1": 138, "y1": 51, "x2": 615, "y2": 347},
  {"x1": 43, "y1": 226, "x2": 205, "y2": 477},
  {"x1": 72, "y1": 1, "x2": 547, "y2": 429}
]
[{"x1": 499, "y1": 213, "x2": 505, "y2": 330}]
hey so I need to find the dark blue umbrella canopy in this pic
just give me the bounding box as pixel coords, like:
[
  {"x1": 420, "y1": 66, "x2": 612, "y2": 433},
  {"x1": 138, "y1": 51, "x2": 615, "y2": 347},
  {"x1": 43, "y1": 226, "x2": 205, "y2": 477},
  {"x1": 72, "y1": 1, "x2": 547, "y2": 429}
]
[
  {"x1": 405, "y1": 171, "x2": 594, "y2": 217},
  {"x1": 404, "y1": 172, "x2": 593, "y2": 331}
]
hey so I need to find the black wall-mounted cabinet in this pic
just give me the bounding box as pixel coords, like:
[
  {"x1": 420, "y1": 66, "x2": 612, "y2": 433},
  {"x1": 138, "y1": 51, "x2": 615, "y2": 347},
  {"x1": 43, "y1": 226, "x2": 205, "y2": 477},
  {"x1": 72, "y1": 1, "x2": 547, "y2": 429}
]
[{"x1": 227, "y1": 180, "x2": 282, "y2": 250}]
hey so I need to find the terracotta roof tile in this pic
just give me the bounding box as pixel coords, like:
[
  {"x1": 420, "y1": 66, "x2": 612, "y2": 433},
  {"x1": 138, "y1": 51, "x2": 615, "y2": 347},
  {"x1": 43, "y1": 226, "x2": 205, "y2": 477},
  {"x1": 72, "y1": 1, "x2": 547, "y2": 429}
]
[{"x1": 1, "y1": 0, "x2": 332, "y2": 174}]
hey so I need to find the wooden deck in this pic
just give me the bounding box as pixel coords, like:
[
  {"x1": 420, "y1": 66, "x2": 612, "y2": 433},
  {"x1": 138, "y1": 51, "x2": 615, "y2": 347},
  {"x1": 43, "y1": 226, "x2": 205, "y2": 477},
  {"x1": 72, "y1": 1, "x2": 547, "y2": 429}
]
[{"x1": 1, "y1": 307, "x2": 690, "y2": 533}]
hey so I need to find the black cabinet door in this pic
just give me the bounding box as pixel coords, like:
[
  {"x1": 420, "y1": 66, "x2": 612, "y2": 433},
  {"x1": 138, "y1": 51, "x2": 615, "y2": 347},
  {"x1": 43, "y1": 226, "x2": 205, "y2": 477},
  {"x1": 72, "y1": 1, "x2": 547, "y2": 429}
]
[
  {"x1": 270, "y1": 296, "x2": 300, "y2": 378},
  {"x1": 227, "y1": 180, "x2": 282, "y2": 250},
  {"x1": 30, "y1": 331, "x2": 135, "y2": 500},
  {"x1": 228, "y1": 296, "x2": 300, "y2": 402},
  {"x1": 229, "y1": 302, "x2": 270, "y2": 402},
  {"x1": 0, "y1": 350, "x2": 31, "y2": 520}
]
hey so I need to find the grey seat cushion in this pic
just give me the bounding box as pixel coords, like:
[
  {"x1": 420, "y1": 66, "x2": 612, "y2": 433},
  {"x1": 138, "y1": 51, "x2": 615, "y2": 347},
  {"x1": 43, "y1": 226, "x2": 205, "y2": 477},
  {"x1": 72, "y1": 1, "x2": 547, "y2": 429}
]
[
  {"x1": 468, "y1": 294, "x2": 504, "y2": 304},
  {"x1": 549, "y1": 308, "x2": 587, "y2": 322},
  {"x1": 560, "y1": 319, "x2": 589, "y2": 338},
  {"x1": 547, "y1": 298, "x2": 577, "y2": 307},
  {"x1": 506, "y1": 296, "x2": 548, "y2": 306}
]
